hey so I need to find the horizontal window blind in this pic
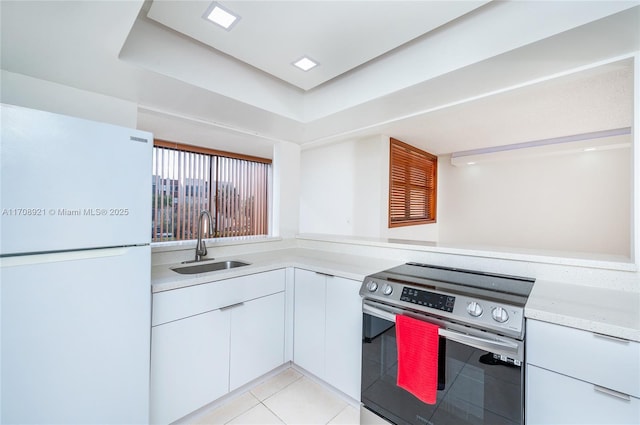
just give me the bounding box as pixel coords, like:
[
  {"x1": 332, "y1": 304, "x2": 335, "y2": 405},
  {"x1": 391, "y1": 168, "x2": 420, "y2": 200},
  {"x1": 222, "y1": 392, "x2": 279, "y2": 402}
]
[
  {"x1": 389, "y1": 138, "x2": 437, "y2": 227},
  {"x1": 152, "y1": 141, "x2": 270, "y2": 242}
]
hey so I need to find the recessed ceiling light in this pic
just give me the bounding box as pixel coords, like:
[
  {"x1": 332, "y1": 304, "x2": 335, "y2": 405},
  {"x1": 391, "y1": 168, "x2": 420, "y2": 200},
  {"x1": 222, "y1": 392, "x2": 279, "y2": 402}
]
[
  {"x1": 293, "y1": 56, "x2": 318, "y2": 72},
  {"x1": 204, "y1": 2, "x2": 240, "y2": 31}
]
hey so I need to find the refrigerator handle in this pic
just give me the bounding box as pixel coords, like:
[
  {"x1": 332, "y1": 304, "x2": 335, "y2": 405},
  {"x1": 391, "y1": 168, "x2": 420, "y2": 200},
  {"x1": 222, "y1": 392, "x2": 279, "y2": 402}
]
[{"x1": 0, "y1": 247, "x2": 138, "y2": 267}]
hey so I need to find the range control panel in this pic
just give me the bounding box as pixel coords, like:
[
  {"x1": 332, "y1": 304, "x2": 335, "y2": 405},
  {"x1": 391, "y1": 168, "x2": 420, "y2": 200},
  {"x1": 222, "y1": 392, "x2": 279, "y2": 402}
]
[
  {"x1": 400, "y1": 287, "x2": 455, "y2": 313},
  {"x1": 360, "y1": 277, "x2": 525, "y2": 339}
]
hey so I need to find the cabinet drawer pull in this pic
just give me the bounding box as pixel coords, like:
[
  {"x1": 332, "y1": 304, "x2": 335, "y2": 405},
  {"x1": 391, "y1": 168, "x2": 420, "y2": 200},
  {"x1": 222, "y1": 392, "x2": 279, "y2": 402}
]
[
  {"x1": 315, "y1": 271, "x2": 334, "y2": 277},
  {"x1": 593, "y1": 385, "x2": 631, "y2": 401},
  {"x1": 593, "y1": 333, "x2": 630, "y2": 344},
  {"x1": 220, "y1": 302, "x2": 245, "y2": 311}
]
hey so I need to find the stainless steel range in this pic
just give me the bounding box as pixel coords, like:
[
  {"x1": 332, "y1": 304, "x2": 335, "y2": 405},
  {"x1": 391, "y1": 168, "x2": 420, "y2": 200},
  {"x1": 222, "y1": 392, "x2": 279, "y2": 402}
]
[{"x1": 360, "y1": 262, "x2": 535, "y2": 425}]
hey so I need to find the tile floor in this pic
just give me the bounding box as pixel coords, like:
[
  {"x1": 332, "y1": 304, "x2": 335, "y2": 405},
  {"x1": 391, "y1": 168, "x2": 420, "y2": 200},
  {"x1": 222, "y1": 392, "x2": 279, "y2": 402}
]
[{"x1": 189, "y1": 368, "x2": 360, "y2": 425}]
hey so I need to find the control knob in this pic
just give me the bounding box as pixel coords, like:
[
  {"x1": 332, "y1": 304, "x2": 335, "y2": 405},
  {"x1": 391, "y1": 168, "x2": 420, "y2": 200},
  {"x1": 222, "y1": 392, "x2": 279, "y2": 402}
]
[
  {"x1": 382, "y1": 283, "x2": 393, "y2": 296},
  {"x1": 466, "y1": 301, "x2": 483, "y2": 317},
  {"x1": 366, "y1": 280, "x2": 378, "y2": 292},
  {"x1": 492, "y1": 307, "x2": 509, "y2": 323}
]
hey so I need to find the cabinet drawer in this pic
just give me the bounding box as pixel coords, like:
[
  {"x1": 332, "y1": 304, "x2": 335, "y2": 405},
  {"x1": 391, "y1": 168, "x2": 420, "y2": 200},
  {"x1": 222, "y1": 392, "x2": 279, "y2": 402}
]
[
  {"x1": 527, "y1": 365, "x2": 640, "y2": 425},
  {"x1": 527, "y1": 319, "x2": 640, "y2": 397},
  {"x1": 152, "y1": 269, "x2": 285, "y2": 326}
]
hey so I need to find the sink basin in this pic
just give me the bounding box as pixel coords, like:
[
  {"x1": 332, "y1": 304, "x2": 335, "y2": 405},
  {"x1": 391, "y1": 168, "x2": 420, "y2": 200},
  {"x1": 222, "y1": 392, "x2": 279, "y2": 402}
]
[{"x1": 171, "y1": 260, "x2": 251, "y2": 275}]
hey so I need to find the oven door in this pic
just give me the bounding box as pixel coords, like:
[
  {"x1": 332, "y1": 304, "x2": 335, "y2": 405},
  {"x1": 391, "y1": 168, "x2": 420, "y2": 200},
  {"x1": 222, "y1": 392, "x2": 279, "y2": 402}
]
[{"x1": 361, "y1": 301, "x2": 524, "y2": 425}]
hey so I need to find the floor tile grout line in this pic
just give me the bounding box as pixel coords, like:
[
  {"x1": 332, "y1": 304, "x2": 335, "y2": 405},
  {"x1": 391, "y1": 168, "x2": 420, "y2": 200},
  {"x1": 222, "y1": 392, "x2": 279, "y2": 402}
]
[
  {"x1": 211, "y1": 367, "x2": 352, "y2": 425},
  {"x1": 221, "y1": 392, "x2": 261, "y2": 425},
  {"x1": 324, "y1": 403, "x2": 351, "y2": 425},
  {"x1": 260, "y1": 400, "x2": 288, "y2": 425},
  {"x1": 277, "y1": 375, "x2": 351, "y2": 425},
  {"x1": 257, "y1": 371, "x2": 306, "y2": 424},
  {"x1": 255, "y1": 369, "x2": 305, "y2": 404},
  {"x1": 259, "y1": 373, "x2": 339, "y2": 425}
]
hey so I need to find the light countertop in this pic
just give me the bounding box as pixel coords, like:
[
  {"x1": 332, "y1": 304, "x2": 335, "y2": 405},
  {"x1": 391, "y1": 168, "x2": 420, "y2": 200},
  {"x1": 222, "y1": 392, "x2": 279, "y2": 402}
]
[
  {"x1": 151, "y1": 248, "x2": 402, "y2": 293},
  {"x1": 152, "y1": 247, "x2": 640, "y2": 342},
  {"x1": 526, "y1": 279, "x2": 640, "y2": 342}
]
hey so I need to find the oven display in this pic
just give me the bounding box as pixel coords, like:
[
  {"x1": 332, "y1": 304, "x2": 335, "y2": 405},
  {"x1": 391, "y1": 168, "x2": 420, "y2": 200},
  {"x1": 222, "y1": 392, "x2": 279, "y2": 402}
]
[{"x1": 400, "y1": 287, "x2": 455, "y2": 312}]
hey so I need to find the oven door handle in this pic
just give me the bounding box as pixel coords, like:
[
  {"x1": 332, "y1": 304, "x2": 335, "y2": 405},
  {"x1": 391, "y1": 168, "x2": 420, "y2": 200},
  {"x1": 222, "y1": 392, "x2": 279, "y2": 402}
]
[
  {"x1": 363, "y1": 301, "x2": 398, "y2": 322},
  {"x1": 363, "y1": 301, "x2": 521, "y2": 358},
  {"x1": 438, "y1": 328, "x2": 519, "y2": 354}
]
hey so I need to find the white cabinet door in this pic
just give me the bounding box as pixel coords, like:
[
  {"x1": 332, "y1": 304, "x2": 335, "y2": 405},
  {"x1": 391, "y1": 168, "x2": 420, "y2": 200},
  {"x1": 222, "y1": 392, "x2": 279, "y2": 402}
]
[
  {"x1": 230, "y1": 292, "x2": 286, "y2": 391},
  {"x1": 150, "y1": 310, "x2": 231, "y2": 425},
  {"x1": 527, "y1": 365, "x2": 640, "y2": 425},
  {"x1": 293, "y1": 269, "x2": 326, "y2": 378},
  {"x1": 293, "y1": 269, "x2": 363, "y2": 400},
  {"x1": 325, "y1": 276, "x2": 363, "y2": 401}
]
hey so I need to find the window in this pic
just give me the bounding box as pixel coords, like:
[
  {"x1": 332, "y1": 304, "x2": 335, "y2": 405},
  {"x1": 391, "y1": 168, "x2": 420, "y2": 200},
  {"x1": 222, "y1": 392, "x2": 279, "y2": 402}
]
[
  {"x1": 152, "y1": 140, "x2": 270, "y2": 242},
  {"x1": 389, "y1": 138, "x2": 437, "y2": 227}
]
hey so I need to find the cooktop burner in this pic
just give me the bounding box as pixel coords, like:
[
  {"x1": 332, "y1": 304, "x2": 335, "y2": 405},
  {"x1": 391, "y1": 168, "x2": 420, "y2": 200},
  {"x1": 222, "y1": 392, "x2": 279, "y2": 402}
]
[{"x1": 360, "y1": 262, "x2": 535, "y2": 340}]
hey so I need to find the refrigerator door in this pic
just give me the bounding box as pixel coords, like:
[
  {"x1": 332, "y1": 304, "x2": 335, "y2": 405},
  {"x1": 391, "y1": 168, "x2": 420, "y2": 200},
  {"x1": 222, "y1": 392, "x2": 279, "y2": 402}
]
[
  {"x1": 0, "y1": 104, "x2": 152, "y2": 255},
  {"x1": 0, "y1": 245, "x2": 151, "y2": 424}
]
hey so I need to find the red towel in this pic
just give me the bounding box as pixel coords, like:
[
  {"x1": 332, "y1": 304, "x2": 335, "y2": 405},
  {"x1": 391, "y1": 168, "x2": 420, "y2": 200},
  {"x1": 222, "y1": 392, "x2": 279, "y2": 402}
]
[{"x1": 396, "y1": 314, "x2": 440, "y2": 404}]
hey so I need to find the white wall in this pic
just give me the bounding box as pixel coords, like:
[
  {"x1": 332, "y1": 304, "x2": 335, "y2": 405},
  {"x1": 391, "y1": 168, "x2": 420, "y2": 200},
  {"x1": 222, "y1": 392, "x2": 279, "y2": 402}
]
[
  {"x1": 300, "y1": 133, "x2": 632, "y2": 258},
  {"x1": 299, "y1": 135, "x2": 439, "y2": 241},
  {"x1": 300, "y1": 140, "x2": 359, "y2": 235},
  {"x1": 272, "y1": 141, "x2": 301, "y2": 239},
  {"x1": 438, "y1": 146, "x2": 632, "y2": 257},
  {"x1": 1, "y1": 70, "x2": 138, "y2": 128}
]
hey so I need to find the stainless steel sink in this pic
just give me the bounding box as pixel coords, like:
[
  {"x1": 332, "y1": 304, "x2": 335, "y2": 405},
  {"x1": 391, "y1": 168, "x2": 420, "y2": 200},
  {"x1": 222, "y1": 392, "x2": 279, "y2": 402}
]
[{"x1": 171, "y1": 260, "x2": 251, "y2": 275}]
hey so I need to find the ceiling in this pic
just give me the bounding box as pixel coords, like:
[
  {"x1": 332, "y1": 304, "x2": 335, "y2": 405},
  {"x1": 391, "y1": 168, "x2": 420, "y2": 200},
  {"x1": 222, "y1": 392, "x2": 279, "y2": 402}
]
[
  {"x1": 1, "y1": 1, "x2": 639, "y2": 159},
  {"x1": 145, "y1": 1, "x2": 489, "y2": 90}
]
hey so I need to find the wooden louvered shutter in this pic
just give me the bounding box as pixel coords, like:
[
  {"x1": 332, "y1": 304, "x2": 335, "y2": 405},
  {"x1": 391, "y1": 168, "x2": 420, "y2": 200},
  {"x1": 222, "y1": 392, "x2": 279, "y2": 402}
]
[{"x1": 389, "y1": 138, "x2": 437, "y2": 227}]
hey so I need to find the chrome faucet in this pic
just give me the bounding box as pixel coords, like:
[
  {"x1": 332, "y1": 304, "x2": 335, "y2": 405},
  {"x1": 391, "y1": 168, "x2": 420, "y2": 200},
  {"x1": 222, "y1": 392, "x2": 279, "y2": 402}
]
[{"x1": 195, "y1": 210, "x2": 214, "y2": 262}]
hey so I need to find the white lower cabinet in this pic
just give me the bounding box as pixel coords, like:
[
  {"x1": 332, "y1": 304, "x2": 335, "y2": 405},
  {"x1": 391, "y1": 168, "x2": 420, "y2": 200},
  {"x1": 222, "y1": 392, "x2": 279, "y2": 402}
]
[
  {"x1": 527, "y1": 364, "x2": 640, "y2": 425},
  {"x1": 324, "y1": 274, "x2": 364, "y2": 400},
  {"x1": 150, "y1": 309, "x2": 231, "y2": 425},
  {"x1": 293, "y1": 269, "x2": 326, "y2": 377},
  {"x1": 230, "y1": 292, "x2": 285, "y2": 391},
  {"x1": 526, "y1": 319, "x2": 640, "y2": 425},
  {"x1": 150, "y1": 269, "x2": 286, "y2": 425},
  {"x1": 293, "y1": 268, "x2": 362, "y2": 400}
]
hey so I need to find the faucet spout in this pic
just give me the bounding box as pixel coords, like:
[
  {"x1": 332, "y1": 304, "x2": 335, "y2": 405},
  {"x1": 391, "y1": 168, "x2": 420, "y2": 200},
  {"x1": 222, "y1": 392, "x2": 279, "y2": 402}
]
[{"x1": 195, "y1": 210, "x2": 214, "y2": 262}]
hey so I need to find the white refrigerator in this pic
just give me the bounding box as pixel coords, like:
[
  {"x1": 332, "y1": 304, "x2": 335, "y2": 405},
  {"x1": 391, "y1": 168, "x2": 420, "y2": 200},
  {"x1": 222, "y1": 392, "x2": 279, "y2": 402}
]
[{"x1": 0, "y1": 104, "x2": 153, "y2": 424}]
